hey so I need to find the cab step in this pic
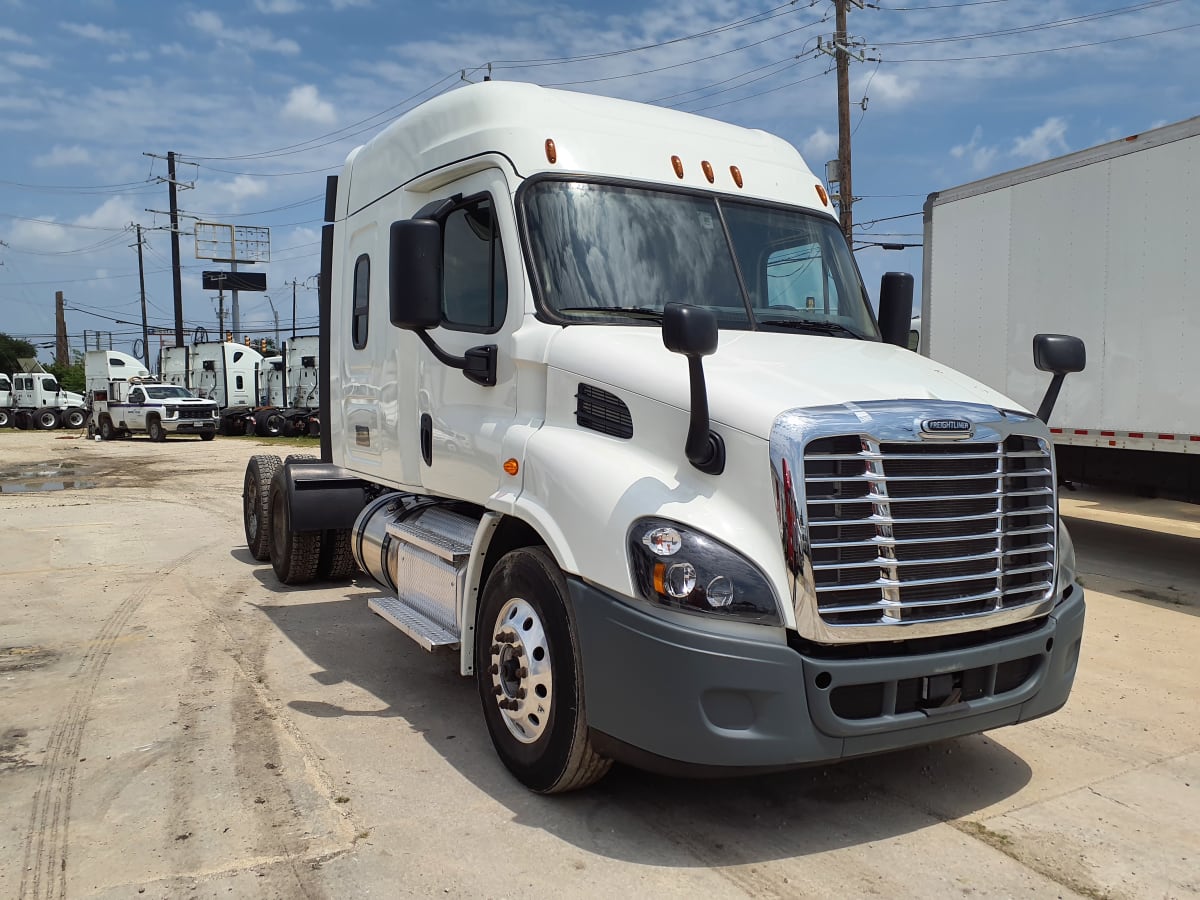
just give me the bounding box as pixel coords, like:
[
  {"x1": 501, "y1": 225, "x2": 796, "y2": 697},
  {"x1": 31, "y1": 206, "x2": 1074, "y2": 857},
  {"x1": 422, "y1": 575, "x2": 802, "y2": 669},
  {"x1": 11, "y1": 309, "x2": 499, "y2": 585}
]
[{"x1": 369, "y1": 596, "x2": 460, "y2": 651}]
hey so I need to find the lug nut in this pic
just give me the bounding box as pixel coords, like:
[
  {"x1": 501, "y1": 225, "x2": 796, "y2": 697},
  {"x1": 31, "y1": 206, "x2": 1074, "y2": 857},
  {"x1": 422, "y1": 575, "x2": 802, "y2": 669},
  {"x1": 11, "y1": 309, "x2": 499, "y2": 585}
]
[
  {"x1": 516, "y1": 688, "x2": 527, "y2": 699},
  {"x1": 493, "y1": 685, "x2": 502, "y2": 696},
  {"x1": 516, "y1": 667, "x2": 528, "y2": 679},
  {"x1": 490, "y1": 643, "x2": 500, "y2": 654},
  {"x1": 490, "y1": 664, "x2": 499, "y2": 675}
]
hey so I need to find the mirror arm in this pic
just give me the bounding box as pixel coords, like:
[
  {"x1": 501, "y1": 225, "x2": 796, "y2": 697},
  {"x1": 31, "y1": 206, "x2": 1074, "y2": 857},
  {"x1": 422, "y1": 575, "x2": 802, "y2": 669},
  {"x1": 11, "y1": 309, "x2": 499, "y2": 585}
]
[
  {"x1": 414, "y1": 330, "x2": 496, "y2": 387},
  {"x1": 684, "y1": 356, "x2": 725, "y2": 475},
  {"x1": 1036, "y1": 372, "x2": 1066, "y2": 424}
]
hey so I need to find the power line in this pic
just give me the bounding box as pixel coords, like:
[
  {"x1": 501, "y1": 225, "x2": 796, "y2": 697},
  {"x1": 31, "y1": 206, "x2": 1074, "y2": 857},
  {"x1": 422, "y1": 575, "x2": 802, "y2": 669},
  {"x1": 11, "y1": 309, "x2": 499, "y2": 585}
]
[{"x1": 887, "y1": 22, "x2": 1198, "y2": 62}]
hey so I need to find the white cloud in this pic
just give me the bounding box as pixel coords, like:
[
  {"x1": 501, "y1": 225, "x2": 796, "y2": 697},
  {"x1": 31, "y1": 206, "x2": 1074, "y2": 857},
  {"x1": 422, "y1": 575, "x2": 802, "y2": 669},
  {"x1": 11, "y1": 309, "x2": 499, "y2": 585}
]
[
  {"x1": 34, "y1": 144, "x2": 92, "y2": 167},
  {"x1": 254, "y1": 0, "x2": 304, "y2": 11},
  {"x1": 75, "y1": 195, "x2": 138, "y2": 230},
  {"x1": 1011, "y1": 117, "x2": 1069, "y2": 162},
  {"x1": 282, "y1": 84, "x2": 336, "y2": 125},
  {"x1": 108, "y1": 50, "x2": 151, "y2": 64},
  {"x1": 331, "y1": 0, "x2": 371, "y2": 8},
  {"x1": 0, "y1": 26, "x2": 33, "y2": 44},
  {"x1": 186, "y1": 10, "x2": 300, "y2": 56},
  {"x1": 950, "y1": 125, "x2": 999, "y2": 173},
  {"x1": 802, "y1": 127, "x2": 837, "y2": 164},
  {"x1": 864, "y1": 72, "x2": 917, "y2": 105},
  {"x1": 5, "y1": 51, "x2": 50, "y2": 68},
  {"x1": 61, "y1": 22, "x2": 129, "y2": 44}
]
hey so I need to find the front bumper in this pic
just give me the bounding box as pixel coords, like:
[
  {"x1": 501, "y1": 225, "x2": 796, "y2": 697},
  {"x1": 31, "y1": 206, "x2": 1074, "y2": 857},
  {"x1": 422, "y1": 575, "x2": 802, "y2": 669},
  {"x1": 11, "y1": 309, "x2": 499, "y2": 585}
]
[
  {"x1": 570, "y1": 579, "x2": 1084, "y2": 773},
  {"x1": 164, "y1": 420, "x2": 217, "y2": 433}
]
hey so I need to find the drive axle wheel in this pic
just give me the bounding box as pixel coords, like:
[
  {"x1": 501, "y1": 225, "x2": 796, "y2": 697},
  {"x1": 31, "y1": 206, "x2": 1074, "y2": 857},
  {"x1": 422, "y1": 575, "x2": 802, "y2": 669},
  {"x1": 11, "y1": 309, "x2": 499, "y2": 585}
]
[
  {"x1": 268, "y1": 469, "x2": 322, "y2": 584},
  {"x1": 476, "y1": 548, "x2": 611, "y2": 793},
  {"x1": 243, "y1": 454, "x2": 281, "y2": 560},
  {"x1": 63, "y1": 407, "x2": 87, "y2": 429},
  {"x1": 33, "y1": 407, "x2": 60, "y2": 430}
]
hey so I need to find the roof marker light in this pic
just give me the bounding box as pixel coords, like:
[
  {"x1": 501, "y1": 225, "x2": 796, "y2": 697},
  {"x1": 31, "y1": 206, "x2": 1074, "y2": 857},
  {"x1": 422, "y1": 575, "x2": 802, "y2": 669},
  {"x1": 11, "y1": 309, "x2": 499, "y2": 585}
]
[
  {"x1": 815, "y1": 183, "x2": 829, "y2": 206},
  {"x1": 701, "y1": 160, "x2": 715, "y2": 183},
  {"x1": 671, "y1": 155, "x2": 684, "y2": 179},
  {"x1": 545, "y1": 139, "x2": 557, "y2": 164},
  {"x1": 730, "y1": 165, "x2": 743, "y2": 188}
]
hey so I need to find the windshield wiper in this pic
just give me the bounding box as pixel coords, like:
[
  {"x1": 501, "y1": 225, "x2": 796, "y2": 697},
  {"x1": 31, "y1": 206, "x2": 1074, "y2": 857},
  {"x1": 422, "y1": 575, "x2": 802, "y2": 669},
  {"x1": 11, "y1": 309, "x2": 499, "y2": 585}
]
[
  {"x1": 558, "y1": 306, "x2": 664, "y2": 322},
  {"x1": 757, "y1": 318, "x2": 866, "y2": 339}
]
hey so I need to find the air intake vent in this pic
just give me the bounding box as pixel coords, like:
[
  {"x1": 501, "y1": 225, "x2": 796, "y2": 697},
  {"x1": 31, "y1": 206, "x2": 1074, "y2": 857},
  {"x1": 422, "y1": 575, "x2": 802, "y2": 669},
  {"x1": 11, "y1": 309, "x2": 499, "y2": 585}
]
[{"x1": 576, "y1": 383, "x2": 632, "y2": 439}]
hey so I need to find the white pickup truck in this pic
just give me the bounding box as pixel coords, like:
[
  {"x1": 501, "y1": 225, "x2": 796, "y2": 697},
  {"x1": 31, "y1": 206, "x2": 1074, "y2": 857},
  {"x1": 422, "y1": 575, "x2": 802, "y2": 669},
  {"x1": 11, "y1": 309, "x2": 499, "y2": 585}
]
[{"x1": 85, "y1": 350, "x2": 219, "y2": 441}]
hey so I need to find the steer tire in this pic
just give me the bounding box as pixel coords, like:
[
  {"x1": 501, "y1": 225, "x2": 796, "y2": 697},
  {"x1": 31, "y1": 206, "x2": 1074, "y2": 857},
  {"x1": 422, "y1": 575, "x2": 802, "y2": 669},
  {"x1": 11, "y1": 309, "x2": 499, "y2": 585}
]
[
  {"x1": 0, "y1": 409, "x2": 10, "y2": 428},
  {"x1": 475, "y1": 547, "x2": 612, "y2": 793},
  {"x1": 199, "y1": 430, "x2": 215, "y2": 442},
  {"x1": 243, "y1": 454, "x2": 281, "y2": 560},
  {"x1": 63, "y1": 407, "x2": 87, "y2": 429},
  {"x1": 148, "y1": 418, "x2": 167, "y2": 443},
  {"x1": 268, "y1": 469, "x2": 322, "y2": 585}
]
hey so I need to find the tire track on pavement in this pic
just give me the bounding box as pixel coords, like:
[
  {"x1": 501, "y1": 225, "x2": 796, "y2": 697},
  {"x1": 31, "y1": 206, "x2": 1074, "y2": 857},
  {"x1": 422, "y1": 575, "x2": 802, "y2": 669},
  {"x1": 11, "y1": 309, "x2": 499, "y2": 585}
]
[{"x1": 18, "y1": 545, "x2": 212, "y2": 900}]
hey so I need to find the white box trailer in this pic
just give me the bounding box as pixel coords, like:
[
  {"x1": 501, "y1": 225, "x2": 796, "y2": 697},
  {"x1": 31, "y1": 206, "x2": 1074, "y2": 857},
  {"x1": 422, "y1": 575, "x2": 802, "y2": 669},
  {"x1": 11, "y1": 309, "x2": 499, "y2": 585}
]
[{"x1": 921, "y1": 117, "x2": 1200, "y2": 499}]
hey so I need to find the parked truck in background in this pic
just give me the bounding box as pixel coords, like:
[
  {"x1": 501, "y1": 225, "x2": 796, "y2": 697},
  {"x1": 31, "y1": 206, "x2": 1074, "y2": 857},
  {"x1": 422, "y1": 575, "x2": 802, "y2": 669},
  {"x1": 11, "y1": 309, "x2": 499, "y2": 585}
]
[
  {"x1": 921, "y1": 116, "x2": 1199, "y2": 500},
  {"x1": 160, "y1": 340, "x2": 264, "y2": 435},
  {"x1": 86, "y1": 350, "x2": 219, "y2": 441},
  {"x1": 244, "y1": 336, "x2": 322, "y2": 437},
  {"x1": 241, "y1": 81, "x2": 1088, "y2": 793},
  {"x1": 1, "y1": 371, "x2": 87, "y2": 430}
]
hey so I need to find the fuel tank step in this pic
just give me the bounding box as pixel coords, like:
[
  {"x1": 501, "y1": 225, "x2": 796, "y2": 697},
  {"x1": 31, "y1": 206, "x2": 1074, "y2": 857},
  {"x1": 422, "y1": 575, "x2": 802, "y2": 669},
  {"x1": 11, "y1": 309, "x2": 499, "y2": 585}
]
[{"x1": 369, "y1": 596, "x2": 459, "y2": 651}]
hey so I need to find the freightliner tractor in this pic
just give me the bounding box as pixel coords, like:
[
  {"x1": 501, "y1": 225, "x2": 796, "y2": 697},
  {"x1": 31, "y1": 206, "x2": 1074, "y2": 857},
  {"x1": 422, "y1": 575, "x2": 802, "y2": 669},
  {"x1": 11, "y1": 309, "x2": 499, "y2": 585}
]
[
  {"x1": 1, "y1": 371, "x2": 87, "y2": 430},
  {"x1": 241, "y1": 82, "x2": 1088, "y2": 793}
]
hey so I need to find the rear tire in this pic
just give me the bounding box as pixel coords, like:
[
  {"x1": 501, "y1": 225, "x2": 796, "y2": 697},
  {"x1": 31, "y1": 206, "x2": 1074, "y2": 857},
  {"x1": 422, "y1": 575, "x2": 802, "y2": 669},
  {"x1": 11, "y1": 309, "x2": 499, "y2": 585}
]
[
  {"x1": 14, "y1": 411, "x2": 30, "y2": 430},
  {"x1": 255, "y1": 409, "x2": 285, "y2": 437},
  {"x1": 317, "y1": 528, "x2": 358, "y2": 580},
  {"x1": 99, "y1": 416, "x2": 115, "y2": 441},
  {"x1": 268, "y1": 470, "x2": 322, "y2": 585},
  {"x1": 243, "y1": 455, "x2": 281, "y2": 560},
  {"x1": 63, "y1": 407, "x2": 87, "y2": 429},
  {"x1": 475, "y1": 547, "x2": 611, "y2": 793},
  {"x1": 34, "y1": 408, "x2": 59, "y2": 430}
]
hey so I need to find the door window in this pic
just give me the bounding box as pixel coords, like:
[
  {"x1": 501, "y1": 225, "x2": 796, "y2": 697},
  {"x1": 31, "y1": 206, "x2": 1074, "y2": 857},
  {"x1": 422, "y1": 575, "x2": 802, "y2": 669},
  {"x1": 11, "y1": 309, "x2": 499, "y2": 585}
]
[
  {"x1": 442, "y1": 198, "x2": 506, "y2": 332},
  {"x1": 352, "y1": 254, "x2": 370, "y2": 348}
]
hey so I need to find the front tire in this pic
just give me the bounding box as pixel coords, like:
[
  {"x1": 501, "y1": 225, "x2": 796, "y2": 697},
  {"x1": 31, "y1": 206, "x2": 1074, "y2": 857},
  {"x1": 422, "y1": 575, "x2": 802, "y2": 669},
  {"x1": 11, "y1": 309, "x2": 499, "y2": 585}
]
[
  {"x1": 0, "y1": 408, "x2": 12, "y2": 428},
  {"x1": 243, "y1": 455, "x2": 281, "y2": 560},
  {"x1": 199, "y1": 430, "x2": 215, "y2": 441},
  {"x1": 268, "y1": 470, "x2": 322, "y2": 585},
  {"x1": 148, "y1": 418, "x2": 166, "y2": 442},
  {"x1": 476, "y1": 548, "x2": 611, "y2": 793}
]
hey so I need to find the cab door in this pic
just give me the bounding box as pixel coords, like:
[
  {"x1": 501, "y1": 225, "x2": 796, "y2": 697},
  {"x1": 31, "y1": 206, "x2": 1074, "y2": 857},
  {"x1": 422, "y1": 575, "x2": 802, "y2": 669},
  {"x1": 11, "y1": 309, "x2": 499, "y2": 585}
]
[
  {"x1": 412, "y1": 169, "x2": 520, "y2": 505},
  {"x1": 125, "y1": 386, "x2": 148, "y2": 429}
]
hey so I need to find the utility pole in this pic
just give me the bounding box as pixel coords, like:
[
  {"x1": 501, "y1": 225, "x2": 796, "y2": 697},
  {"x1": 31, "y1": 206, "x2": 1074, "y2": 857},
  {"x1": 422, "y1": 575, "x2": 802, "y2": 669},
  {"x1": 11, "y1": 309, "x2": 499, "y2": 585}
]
[
  {"x1": 819, "y1": 1, "x2": 871, "y2": 245},
  {"x1": 133, "y1": 225, "x2": 150, "y2": 367},
  {"x1": 144, "y1": 152, "x2": 194, "y2": 348},
  {"x1": 54, "y1": 291, "x2": 68, "y2": 365},
  {"x1": 290, "y1": 279, "x2": 298, "y2": 340}
]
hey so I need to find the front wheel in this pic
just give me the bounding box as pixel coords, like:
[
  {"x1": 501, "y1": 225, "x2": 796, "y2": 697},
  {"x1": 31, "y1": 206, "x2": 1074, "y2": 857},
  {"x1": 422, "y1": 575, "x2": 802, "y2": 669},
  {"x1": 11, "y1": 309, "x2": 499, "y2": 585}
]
[
  {"x1": 475, "y1": 548, "x2": 611, "y2": 793},
  {"x1": 148, "y1": 418, "x2": 166, "y2": 442},
  {"x1": 63, "y1": 407, "x2": 87, "y2": 429},
  {"x1": 0, "y1": 409, "x2": 11, "y2": 428},
  {"x1": 199, "y1": 430, "x2": 215, "y2": 442}
]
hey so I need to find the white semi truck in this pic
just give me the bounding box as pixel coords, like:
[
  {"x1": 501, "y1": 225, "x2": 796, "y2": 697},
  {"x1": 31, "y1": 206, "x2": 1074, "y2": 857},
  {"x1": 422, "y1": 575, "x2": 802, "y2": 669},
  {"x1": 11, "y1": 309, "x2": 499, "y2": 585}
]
[
  {"x1": 160, "y1": 341, "x2": 264, "y2": 435},
  {"x1": 242, "y1": 82, "x2": 1087, "y2": 793},
  {"x1": 245, "y1": 336, "x2": 322, "y2": 437},
  {"x1": 86, "y1": 350, "x2": 219, "y2": 441},
  {"x1": 921, "y1": 116, "x2": 1199, "y2": 500},
  {"x1": 1, "y1": 371, "x2": 88, "y2": 430}
]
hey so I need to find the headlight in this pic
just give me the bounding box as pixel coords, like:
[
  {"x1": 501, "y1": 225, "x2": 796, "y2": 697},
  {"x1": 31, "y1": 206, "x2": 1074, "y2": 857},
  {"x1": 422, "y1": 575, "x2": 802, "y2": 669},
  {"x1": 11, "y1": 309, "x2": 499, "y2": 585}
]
[
  {"x1": 163, "y1": 406, "x2": 178, "y2": 419},
  {"x1": 627, "y1": 518, "x2": 781, "y2": 625},
  {"x1": 1056, "y1": 519, "x2": 1077, "y2": 601}
]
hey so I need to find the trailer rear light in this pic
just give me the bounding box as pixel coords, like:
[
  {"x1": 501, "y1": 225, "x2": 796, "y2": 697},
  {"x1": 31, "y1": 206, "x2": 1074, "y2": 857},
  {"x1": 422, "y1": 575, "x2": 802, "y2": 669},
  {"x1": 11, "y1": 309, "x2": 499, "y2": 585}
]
[
  {"x1": 730, "y1": 165, "x2": 743, "y2": 188},
  {"x1": 545, "y1": 139, "x2": 557, "y2": 164},
  {"x1": 815, "y1": 184, "x2": 830, "y2": 207},
  {"x1": 671, "y1": 155, "x2": 684, "y2": 179},
  {"x1": 701, "y1": 160, "x2": 715, "y2": 183}
]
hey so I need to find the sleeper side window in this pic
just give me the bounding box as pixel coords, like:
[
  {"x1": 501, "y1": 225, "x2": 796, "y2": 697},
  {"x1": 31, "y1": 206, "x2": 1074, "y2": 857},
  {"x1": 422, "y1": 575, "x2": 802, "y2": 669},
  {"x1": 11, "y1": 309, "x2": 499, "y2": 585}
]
[
  {"x1": 352, "y1": 254, "x2": 370, "y2": 349},
  {"x1": 442, "y1": 197, "x2": 506, "y2": 333}
]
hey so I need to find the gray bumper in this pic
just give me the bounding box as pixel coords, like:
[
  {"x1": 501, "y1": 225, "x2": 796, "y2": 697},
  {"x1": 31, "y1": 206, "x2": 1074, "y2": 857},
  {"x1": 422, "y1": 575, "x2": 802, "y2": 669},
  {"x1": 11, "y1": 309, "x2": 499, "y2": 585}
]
[
  {"x1": 165, "y1": 421, "x2": 216, "y2": 432},
  {"x1": 570, "y1": 580, "x2": 1085, "y2": 772}
]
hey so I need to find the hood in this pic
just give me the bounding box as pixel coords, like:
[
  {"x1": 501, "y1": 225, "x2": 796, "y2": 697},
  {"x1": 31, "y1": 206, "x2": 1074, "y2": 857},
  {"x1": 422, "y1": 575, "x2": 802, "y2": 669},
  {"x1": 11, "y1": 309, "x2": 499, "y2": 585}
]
[{"x1": 545, "y1": 327, "x2": 1023, "y2": 439}]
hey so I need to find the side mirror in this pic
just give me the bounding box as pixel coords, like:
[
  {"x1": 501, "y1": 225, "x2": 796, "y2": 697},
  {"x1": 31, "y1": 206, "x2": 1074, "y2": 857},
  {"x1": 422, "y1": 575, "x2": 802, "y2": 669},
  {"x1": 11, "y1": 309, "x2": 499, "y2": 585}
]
[
  {"x1": 389, "y1": 219, "x2": 442, "y2": 330},
  {"x1": 663, "y1": 303, "x2": 724, "y2": 476},
  {"x1": 877, "y1": 272, "x2": 915, "y2": 347},
  {"x1": 1032, "y1": 333, "x2": 1086, "y2": 423}
]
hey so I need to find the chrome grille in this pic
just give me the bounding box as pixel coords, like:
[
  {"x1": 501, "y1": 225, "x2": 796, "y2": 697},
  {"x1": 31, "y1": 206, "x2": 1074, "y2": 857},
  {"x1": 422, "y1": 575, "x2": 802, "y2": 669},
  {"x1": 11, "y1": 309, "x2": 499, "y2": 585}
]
[{"x1": 804, "y1": 434, "x2": 1055, "y2": 626}]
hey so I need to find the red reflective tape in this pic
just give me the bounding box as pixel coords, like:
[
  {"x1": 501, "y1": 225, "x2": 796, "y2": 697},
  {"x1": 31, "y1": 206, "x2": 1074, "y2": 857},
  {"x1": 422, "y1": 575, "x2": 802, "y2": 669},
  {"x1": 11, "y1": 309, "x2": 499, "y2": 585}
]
[
  {"x1": 1191, "y1": 436, "x2": 1200, "y2": 442},
  {"x1": 1049, "y1": 428, "x2": 1063, "y2": 434},
  {"x1": 1158, "y1": 434, "x2": 1175, "y2": 441},
  {"x1": 1100, "y1": 430, "x2": 1115, "y2": 436},
  {"x1": 1129, "y1": 432, "x2": 1144, "y2": 438},
  {"x1": 1074, "y1": 429, "x2": 1089, "y2": 435}
]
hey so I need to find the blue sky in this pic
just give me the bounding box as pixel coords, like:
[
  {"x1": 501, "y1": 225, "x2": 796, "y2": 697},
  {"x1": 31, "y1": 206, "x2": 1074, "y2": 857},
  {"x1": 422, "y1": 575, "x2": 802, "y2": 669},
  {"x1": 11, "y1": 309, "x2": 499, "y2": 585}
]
[{"x1": 1, "y1": 0, "x2": 1196, "y2": 361}]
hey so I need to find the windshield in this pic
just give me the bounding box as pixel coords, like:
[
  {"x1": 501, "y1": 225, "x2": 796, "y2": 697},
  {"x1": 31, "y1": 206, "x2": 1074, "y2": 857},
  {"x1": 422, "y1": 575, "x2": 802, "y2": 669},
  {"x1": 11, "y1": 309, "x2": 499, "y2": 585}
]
[
  {"x1": 145, "y1": 385, "x2": 194, "y2": 399},
  {"x1": 522, "y1": 180, "x2": 878, "y2": 339}
]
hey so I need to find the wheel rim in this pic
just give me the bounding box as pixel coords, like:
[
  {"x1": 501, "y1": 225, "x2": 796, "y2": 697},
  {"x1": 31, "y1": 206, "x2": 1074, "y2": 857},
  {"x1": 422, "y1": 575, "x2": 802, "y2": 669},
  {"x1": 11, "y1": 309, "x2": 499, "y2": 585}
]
[
  {"x1": 489, "y1": 597, "x2": 553, "y2": 744},
  {"x1": 246, "y1": 480, "x2": 260, "y2": 541}
]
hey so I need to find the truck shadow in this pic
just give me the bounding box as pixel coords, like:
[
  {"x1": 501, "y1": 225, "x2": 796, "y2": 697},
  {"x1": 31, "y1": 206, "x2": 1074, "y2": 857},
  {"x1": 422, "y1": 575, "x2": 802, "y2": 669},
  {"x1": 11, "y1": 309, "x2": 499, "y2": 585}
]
[{"x1": 255, "y1": 596, "x2": 1034, "y2": 867}]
